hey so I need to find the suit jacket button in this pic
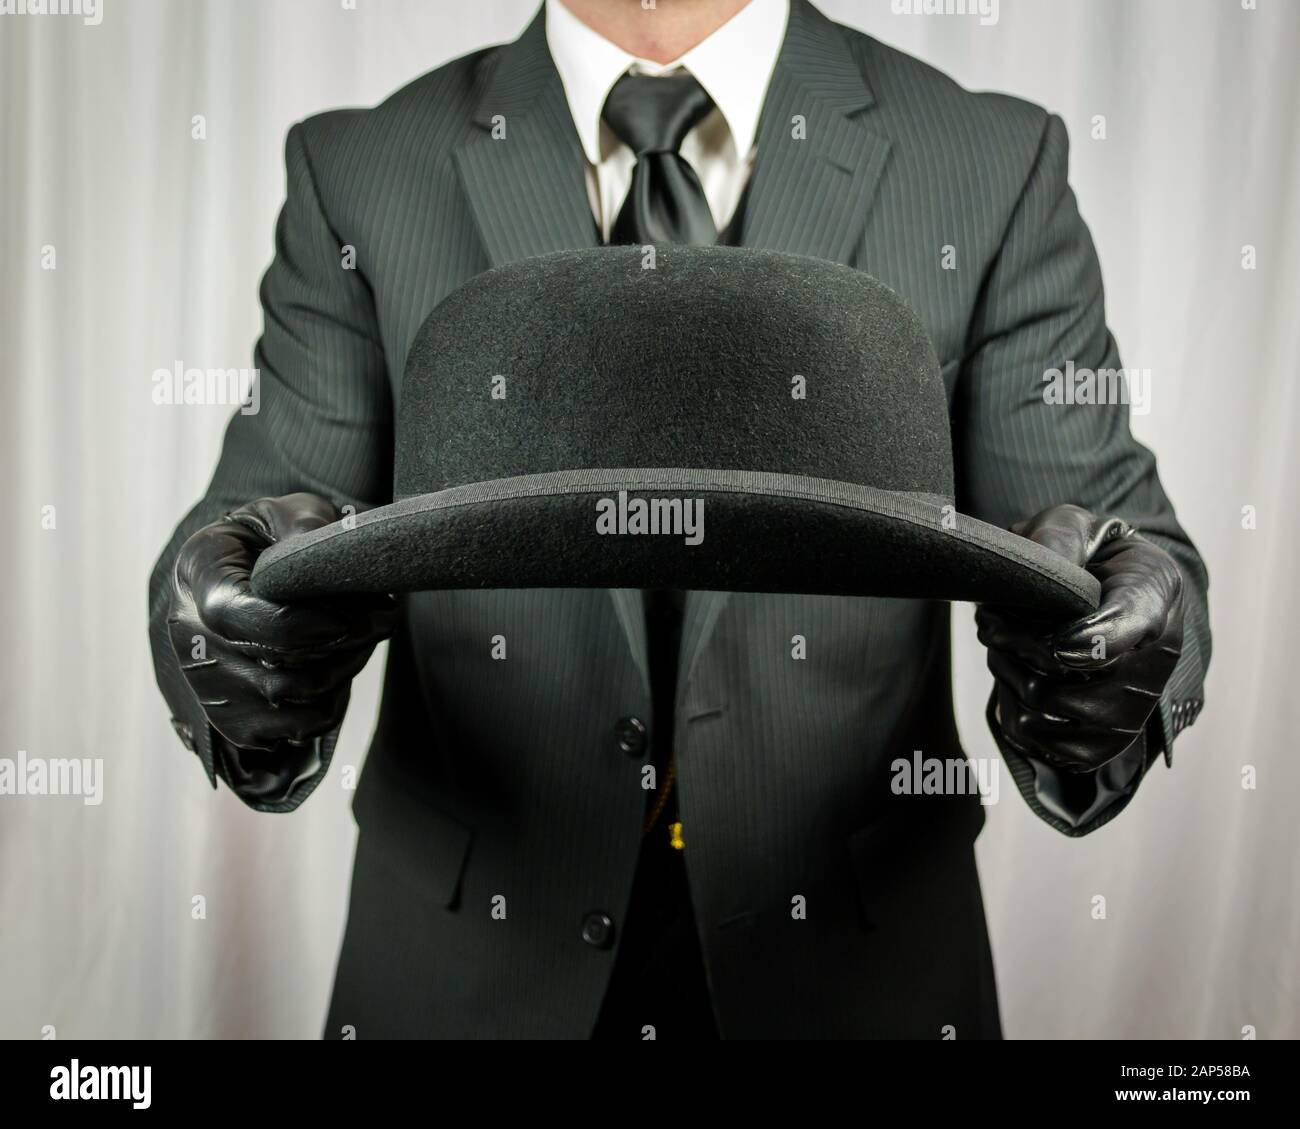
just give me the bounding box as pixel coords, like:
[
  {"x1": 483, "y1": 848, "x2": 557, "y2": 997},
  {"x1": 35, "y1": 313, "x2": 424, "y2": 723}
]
[
  {"x1": 615, "y1": 716, "x2": 647, "y2": 758},
  {"x1": 581, "y1": 912, "x2": 615, "y2": 949}
]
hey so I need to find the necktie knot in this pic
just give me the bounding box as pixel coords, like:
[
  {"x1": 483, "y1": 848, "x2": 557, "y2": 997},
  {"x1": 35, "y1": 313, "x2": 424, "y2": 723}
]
[{"x1": 602, "y1": 71, "x2": 716, "y2": 157}]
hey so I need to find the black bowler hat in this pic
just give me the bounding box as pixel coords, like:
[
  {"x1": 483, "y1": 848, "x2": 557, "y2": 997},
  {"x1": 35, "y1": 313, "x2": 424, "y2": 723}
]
[{"x1": 250, "y1": 246, "x2": 1099, "y2": 614}]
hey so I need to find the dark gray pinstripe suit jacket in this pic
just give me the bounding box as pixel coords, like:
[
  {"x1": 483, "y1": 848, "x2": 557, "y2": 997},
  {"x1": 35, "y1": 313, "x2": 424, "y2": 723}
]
[{"x1": 148, "y1": 0, "x2": 1210, "y2": 1038}]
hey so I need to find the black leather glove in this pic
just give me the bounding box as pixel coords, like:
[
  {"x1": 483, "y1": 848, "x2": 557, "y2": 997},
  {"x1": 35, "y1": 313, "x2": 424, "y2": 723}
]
[
  {"x1": 167, "y1": 493, "x2": 396, "y2": 801},
  {"x1": 976, "y1": 504, "x2": 1184, "y2": 773}
]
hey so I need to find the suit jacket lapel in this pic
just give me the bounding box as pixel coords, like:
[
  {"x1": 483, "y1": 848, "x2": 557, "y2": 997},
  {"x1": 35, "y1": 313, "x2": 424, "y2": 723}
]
[
  {"x1": 453, "y1": 7, "x2": 599, "y2": 268},
  {"x1": 452, "y1": 9, "x2": 650, "y2": 676},
  {"x1": 741, "y1": 0, "x2": 891, "y2": 262},
  {"x1": 680, "y1": 0, "x2": 891, "y2": 685}
]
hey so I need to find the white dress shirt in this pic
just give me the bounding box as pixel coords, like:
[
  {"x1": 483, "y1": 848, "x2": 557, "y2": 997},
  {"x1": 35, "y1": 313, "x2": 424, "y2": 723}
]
[{"x1": 545, "y1": 0, "x2": 790, "y2": 240}]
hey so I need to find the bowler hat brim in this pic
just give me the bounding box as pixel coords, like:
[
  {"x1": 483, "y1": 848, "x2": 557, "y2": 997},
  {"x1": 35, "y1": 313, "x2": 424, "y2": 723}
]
[{"x1": 249, "y1": 467, "x2": 1100, "y2": 615}]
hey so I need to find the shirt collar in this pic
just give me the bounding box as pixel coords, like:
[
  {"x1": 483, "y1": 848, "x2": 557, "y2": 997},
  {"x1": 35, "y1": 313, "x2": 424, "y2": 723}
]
[{"x1": 545, "y1": 0, "x2": 790, "y2": 166}]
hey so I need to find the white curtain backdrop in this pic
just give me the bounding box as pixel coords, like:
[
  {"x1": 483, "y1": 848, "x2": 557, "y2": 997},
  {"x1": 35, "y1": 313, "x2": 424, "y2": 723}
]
[{"x1": 3, "y1": 0, "x2": 1297, "y2": 1039}]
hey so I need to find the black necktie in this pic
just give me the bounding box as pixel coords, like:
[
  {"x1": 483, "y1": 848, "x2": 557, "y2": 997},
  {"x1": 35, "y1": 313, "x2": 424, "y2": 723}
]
[{"x1": 602, "y1": 71, "x2": 718, "y2": 246}]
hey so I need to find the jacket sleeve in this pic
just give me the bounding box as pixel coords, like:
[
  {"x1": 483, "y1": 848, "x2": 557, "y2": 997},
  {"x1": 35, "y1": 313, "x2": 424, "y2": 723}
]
[
  {"x1": 955, "y1": 112, "x2": 1211, "y2": 837},
  {"x1": 147, "y1": 121, "x2": 393, "y2": 813}
]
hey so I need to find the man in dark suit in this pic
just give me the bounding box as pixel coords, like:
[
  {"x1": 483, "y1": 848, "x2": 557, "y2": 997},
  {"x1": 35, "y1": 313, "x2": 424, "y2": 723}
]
[{"x1": 150, "y1": 0, "x2": 1209, "y2": 1039}]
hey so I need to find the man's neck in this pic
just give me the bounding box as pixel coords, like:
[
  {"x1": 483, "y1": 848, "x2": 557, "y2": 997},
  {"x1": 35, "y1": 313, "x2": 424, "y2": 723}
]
[{"x1": 557, "y1": 0, "x2": 752, "y2": 64}]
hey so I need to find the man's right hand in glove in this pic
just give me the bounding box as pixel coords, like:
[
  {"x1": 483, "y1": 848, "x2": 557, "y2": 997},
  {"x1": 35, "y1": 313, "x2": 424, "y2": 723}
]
[{"x1": 166, "y1": 493, "x2": 397, "y2": 805}]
